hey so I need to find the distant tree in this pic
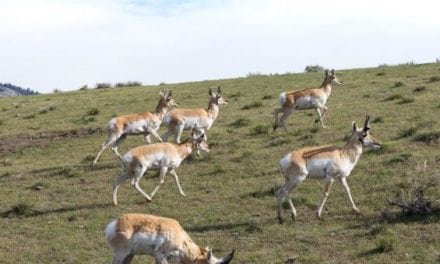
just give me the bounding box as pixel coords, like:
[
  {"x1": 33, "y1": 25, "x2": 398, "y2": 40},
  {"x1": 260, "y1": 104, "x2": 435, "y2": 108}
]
[{"x1": 304, "y1": 65, "x2": 325, "y2": 73}]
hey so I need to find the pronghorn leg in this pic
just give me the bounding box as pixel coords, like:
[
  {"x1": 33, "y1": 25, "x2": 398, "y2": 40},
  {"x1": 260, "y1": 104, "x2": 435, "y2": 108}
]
[
  {"x1": 317, "y1": 177, "x2": 335, "y2": 218},
  {"x1": 111, "y1": 134, "x2": 128, "y2": 161},
  {"x1": 112, "y1": 251, "x2": 133, "y2": 264},
  {"x1": 149, "y1": 129, "x2": 163, "y2": 143},
  {"x1": 92, "y1": 136, "x2": 118, "y2": 166},
  {"x1": 112, "y1": 172, "x2": 131, "y2": 205},
  {"x1": 170, "y1": 169, "x2": 186, "y2": 196},
  {"x1": 155, "y1": 254, "x2": 168, "y2": 264},
  {"x1": 279, "y1": 108, "x2": 293, "y2": 132},
  {"x1": 340, "y1": 177, "x2": 360, "y2": 214},
  {"x1": 145, "y1": 133, "x2": 152, "y2": 144},
  {"x1": 273, "y1": 108, "x2": 283, "y2": 131},
  {"x1": 150, "y1": 167, "x2": 168, "y2": 198},
  {"x1": 132, "y1": 166, "x2": 152, "y2": 202},
  {"x1": 314, "y1": 107, "x2": 328, "y2": 128},
  {"x1": 122, "y1": 253, "x2": 134, "y2": 264},
  {"x1": 174, "y1": 125, "x2": 184, "y2": 144},
  {"x1": 276, "y1": 175, "x2": 304, "y2": 223},
  {"x1": 161, "y1": 129, "x2": 173, "y2": 142}
]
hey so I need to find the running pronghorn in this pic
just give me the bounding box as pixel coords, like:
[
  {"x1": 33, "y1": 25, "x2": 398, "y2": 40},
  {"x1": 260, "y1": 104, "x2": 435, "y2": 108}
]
[
  {"x1": 273, "y1": 69, "x2": 343, "y2": 131},
  {"x1": 161, "y1": 86, "x2": 228, "y2": 143},
  {"x1": 105, "y1": 213, "x2": 235, "y2": 264},
  {"x1": 112, "y1": 131, "x2": 209, "y2": 205},
  {"x1": 276, "y1": 116, "x2": 381, "y2": 223},
  {"x1": 92, "y1": 90, "x2": 178, "y2": 167}
]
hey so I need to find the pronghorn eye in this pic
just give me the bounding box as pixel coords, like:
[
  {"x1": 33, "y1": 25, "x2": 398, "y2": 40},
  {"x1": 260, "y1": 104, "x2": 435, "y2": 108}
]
[{"x1": 362, "y1": 133, "x2": 367, "y2": 137}]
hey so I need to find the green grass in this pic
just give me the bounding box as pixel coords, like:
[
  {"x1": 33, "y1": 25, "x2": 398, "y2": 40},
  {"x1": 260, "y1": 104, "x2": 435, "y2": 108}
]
[{"x1": 0, "y1": 63, "x2": 439, "y2": 263}]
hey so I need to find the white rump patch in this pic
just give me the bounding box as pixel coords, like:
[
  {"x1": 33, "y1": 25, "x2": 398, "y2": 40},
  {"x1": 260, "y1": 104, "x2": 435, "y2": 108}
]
[
  {"x1": 279, "y1": 153, "x2": 292, "y2": 174},
  {"x1": 279, "y1": 92, "x2": 287, "y2": 106},
  {"x1": 104, "y1": 219, "x2": 117, "y2": 244}
]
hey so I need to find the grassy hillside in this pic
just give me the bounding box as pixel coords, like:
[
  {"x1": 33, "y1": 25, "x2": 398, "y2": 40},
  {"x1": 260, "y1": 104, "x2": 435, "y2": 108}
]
[{"x1": 0, "y1": 63, "x2": 439, "y2": 263}]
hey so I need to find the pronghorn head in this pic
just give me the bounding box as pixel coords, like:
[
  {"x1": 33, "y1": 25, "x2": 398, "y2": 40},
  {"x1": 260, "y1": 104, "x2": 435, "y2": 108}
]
[
  {"x1": 160, "y1": 89, "x2": 179, "y2": 107},
  {"x1": 195, "y1": 247, "x2": 235, "y2": 264},
  {"x1": 351, "y1": 115, "x2": 381, "y2": 150},
  {"x1": 325, "y1": 69, "x2": 343, "y2": 85},
  {"x1": 190, "y1": 131, "x2": 210, "y2": 155},
  {"x1": 209, "y1": 86, "x2": 228, "y2": 106}
]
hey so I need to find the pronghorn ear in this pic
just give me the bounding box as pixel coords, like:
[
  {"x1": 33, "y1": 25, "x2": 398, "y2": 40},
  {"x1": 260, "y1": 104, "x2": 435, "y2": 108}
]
[
  {"x1": 331, "y1": 69, "x2": 335, "y2": 76},
  {"x1": 364, "y1": 115, "x2": 371, "y2": 131},
  {"x1": 159, "y1": 90, "x2": 164, "y2": 96},
  {"x1": 217, "y1": 86, "x2": 222, "y2": 94},
  {"x1": 206, "y1": 247, "x2": 212, "y2": 260},
  {"x1": 209, "y1": 88, "x2": 214, "y2": 96},
  {"x1": 352, "y1": 121, "x2": 358, "y2": 132}
]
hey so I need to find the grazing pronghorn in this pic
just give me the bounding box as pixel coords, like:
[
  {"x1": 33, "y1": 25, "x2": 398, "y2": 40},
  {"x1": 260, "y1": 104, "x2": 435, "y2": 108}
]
[
  {"x1": 273, "y1": 69, "x2": 343, "y2": 131},
  {"x1": 161, "y1": 86, "x2": 228, "y2": 143},
  {"x1": 105, "y1": 213, "x2": 235, "y2": 264},
  {"x1": 92, "y1": 90, "x2": 178, "y2": 167},
  {"x1": 276, "y1": 116, "x2": 381, "y2": 223},
  {"x1": 112, "y1": 132, "x2": 210, "y2": 205}
]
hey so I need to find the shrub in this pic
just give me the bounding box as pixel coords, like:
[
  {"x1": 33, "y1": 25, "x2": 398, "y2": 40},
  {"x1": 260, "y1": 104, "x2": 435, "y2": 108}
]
[
  {"x1": 115, "y1": 81, "x2": 142, "y2": 87},
  {"x1": 96, "y1": 83, "x2": 112, "y2": 89},
  {"x1": 413, "y1": 86, "x2": 427, "y2": 93},
  {"x1": 428, "y1": 76, "x2": 440, "y2": 83},
  {"x1": 229, "y1": 118, "x2": 251, "y2": 128},
  {"x1": 375, "y1": 234, "x2": 395, "y2": 252},
  {"x1": 250, "y1": 125, "x2": 270, "y2": 135},
  {"x1": 304, "y1": 65, "x2": 324, "y2": 73},
  {"x1": 79, "y1": 85, "x2": 88, "y2": 90},
  {"x1": 87, "y1": 108, "x2": 100, "y2": 116},
  {"x1": 397, "y1": 127, "x2": 418, "y2": 138},
  {"x1": 383, "y1": 94, "x2": 402, "y2": 101},
  {"x1": 393, "y1": 81, "x2": 404, "y2": 88},
  {"x1": 23, "y1": 114, "x2": 36, "y2": 119},
  {"x1": 372, "y1": 117, "x2": 383, "y2": 123},
  {"x1": 241, "y1": 101, "x2": 262, "y2": 110},
  {"x1": 413, "y1": 132, "x2": 440, "y2": 145},
  {"x1": 397, "y1": 97, "x2": 415, "y2": 104},
  {"x1": 2, "y1": 203, "x2": 38, "y2": 218}
]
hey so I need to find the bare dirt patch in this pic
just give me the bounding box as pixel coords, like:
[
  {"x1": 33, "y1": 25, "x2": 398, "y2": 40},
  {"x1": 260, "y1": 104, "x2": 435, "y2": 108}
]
[{"x1": 0, "y1": 127, "x2": 103, "y2": 156}]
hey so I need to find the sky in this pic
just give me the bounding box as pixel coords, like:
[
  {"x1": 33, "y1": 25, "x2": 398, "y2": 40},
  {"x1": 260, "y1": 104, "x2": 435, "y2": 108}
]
[{"x1": 0, "y1": 0, "x2": 439, "y2": 93}]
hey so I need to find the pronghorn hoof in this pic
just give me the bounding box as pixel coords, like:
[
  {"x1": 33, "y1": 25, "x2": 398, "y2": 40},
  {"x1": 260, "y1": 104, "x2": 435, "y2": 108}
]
[
  {"x1": 353, "y1": 208, "x2": 361, "y2": 214},
  {"x1": 145, "y1": 198, "x2": 152, "y2": 203},
  {"x1": 277, "y1": 217, "x2": 284, "y2": 224},
  {"x1": 290, "y1": 213, "x2": 296, "y2": 221}
]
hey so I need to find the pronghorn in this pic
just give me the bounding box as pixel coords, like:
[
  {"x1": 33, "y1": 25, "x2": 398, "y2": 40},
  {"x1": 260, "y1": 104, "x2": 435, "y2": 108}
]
[
  {"x1": 92, "y1": 90, "x2": 178, "y2": 167},
  {"x1": 276, "y1": 116, "x2": 381, "y2": 223},
  {"x1": 161, "y1": 86, "x2": 228, "y2": 143},
  {"x1": 105, "y1": 213, "x2": 235, "y2": 264},
  {"x1": 273, "y1": 69, "x2": 343, "y2": 131},
  {"x1": 112, "y1": 132, "x2": 209, "y2": 205}
]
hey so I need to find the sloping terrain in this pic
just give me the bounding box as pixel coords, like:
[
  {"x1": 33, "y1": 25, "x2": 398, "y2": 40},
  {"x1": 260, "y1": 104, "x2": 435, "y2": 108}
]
[{"x1": 0, "y1": 63, "x2": 439, "y2": 263}]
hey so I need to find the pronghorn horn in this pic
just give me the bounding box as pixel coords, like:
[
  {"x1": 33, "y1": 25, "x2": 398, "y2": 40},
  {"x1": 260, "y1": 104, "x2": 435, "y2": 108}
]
[
  {"x1": 209, "y1": 88, "x2": 213, "y2": 96},
  {"x1": 331, "y1": 69, "x2": 335, "y2": 75},
  {"x1": 217, "y1": 85, "x2": 222, "y2": 94},
  {"x1": 364, "y1": 115, "x2": 371, "y2": 131},
  {"x1": 220, "y1": 250, "x2": 235, "y2": 264},
  {"x1": 167, "y1": 89, "x2": 172, "y2": 97},
  {"x1": 325, "y1": 69, "x2": 329, "y2": 76}
]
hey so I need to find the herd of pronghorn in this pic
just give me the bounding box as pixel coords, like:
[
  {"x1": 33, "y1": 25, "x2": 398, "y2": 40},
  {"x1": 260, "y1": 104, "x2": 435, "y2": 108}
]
[{"x1": 95, "y1": 70, "x2": 382, "y2": 263}]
